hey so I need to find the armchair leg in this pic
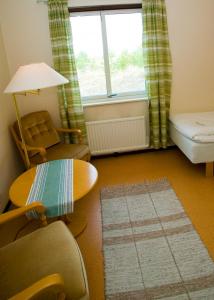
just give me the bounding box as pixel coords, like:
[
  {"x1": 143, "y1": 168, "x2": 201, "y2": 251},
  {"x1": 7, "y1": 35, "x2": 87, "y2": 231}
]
[
  {"x1": 206, "y1": 162, "x2": 213, "y2": 177},
  {"x1": 86, "y1": 152, "x2": 91, "y2": 162},
  {"x1": 58, "y1": 292, "x2": 66, "y2": 300},
  {"x1": 39, "y1": 213, "x2": 48, "y2": 226}
]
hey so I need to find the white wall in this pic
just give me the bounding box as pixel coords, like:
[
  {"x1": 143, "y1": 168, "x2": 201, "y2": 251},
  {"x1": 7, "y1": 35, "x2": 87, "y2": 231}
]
[
  {"x1": 0, "y1": 0, "x2": 60, "y2": 125},
  {"x1": 0, "y1": 0, "x2": 213, "y2": 121},
  {"x1": 0, "y1": 0, "x2": 213, "y2": 148},
  {"x1": 166, "y1": 0, "x2": 214, "y2": 113},
  {"x1": 0, "y1": 24, "x2": 22, "y2": 212}
]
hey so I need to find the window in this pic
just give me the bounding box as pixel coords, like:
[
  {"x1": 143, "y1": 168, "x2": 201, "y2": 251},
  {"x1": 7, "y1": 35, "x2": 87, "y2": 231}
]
[{"x1": 70, "y1": 9, "x2": 145, "y2": 103}]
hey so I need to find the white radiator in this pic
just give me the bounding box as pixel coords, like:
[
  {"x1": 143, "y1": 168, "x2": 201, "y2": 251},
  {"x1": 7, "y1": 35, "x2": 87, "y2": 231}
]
[{"x1": 86, "y1": 116, "x2": 148, "y2": 155}]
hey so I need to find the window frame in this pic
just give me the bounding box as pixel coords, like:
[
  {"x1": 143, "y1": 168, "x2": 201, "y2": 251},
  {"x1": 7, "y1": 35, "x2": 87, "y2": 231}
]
[{"x1": 70, "y1": 7, "x2": 146, "y2": 104}]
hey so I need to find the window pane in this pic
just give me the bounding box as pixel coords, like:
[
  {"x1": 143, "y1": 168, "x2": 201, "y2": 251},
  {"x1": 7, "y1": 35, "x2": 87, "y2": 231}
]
[
  {"x1": 105, "y1": 12, "x2": 145, "y2": 95},
  {"x1": 70, "y1": 15, "x2": 106, "y2": 97}
]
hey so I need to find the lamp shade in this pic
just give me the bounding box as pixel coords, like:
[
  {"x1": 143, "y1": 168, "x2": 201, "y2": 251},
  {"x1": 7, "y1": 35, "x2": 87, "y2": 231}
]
[{"x1": 4, "y1": 62, "x2": 69, "y2": 94}]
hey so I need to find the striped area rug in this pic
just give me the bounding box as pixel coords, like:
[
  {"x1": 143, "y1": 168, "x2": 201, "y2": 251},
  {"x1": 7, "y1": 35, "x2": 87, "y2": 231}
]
[{"x1": 101, "y1": 179, "x2": 214, "y2": 300}]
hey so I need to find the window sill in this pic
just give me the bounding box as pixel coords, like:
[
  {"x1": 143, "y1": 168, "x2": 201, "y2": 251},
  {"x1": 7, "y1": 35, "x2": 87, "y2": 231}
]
[{"x1": 83, "y1": 96, "x2": 148, "y2": 108}]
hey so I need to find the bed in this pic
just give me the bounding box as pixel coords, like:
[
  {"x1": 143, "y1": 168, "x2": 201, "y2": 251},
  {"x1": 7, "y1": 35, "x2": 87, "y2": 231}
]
[{"x1": 169, "y1": 112, "x2": 214, "y2": 176}]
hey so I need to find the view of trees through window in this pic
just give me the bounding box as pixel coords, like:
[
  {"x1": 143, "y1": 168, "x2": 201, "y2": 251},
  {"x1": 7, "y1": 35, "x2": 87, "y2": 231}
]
[{"x1": 70, "y1": 10, "x2": 145, "y2": 100}]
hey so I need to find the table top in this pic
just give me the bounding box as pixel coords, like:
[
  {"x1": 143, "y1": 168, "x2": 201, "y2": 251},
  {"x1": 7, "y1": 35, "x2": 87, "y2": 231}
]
[{"x1": 9, "y1": 159, "x2": 98, "y2": 208}]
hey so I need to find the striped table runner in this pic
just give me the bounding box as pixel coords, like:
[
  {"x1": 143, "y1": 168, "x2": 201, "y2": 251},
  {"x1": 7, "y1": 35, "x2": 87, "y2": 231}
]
[{"x1": 26, "y1": 159, "x2": 73, "y2": 218}]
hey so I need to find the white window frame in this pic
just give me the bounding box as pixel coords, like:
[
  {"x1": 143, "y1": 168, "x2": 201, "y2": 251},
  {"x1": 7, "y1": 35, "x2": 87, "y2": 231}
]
[{"x1": 70, "y1": 8, "x2": 146, "y2": 104}]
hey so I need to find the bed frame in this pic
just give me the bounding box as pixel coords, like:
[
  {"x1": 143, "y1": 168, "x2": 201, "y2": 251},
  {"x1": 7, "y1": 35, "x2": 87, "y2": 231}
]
[{"x1": 170, "y1": 122, "x2": 214, "y2": 176}]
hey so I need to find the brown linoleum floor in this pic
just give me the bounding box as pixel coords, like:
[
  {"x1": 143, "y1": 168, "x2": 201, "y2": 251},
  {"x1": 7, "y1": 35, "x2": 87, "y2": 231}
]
[{"x1": 1, "y1": 148, "x2": 214, "y2": 300}]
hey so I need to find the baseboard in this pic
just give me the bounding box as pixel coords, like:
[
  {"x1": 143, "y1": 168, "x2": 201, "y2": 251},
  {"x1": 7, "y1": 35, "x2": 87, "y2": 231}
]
[{"x1": 92, "y1": 145, "x2": 177, "y2": 159}]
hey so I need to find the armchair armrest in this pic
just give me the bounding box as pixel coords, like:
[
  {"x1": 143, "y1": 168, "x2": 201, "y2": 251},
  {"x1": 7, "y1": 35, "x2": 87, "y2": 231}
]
[
  {"x1": 9, "y1": 273, "x2": 65, "y2": 300},
  {"x1": 18, "y1": 142, "x2": 47, "y2": 163},
  {"x1": 0, "y1": 202, "x2": 47, "y2": 226},
  {"x1": 56, "y1": 127, "x2": 82, "y2": 143}
]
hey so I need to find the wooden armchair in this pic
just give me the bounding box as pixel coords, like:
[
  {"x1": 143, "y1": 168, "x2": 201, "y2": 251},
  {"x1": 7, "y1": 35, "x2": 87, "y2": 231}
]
[
  {"x1": 0, "y1": 203, "x2": 89, "y2": 300},
  {"x1": 10, "y1": 110, "x2": 90, "y2": 169}
]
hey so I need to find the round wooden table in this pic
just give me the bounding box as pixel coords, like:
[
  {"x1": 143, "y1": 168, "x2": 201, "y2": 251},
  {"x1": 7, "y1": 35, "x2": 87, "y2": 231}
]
[{"x1": 9, "y1": 159, "x2": 98, "y2": 236}]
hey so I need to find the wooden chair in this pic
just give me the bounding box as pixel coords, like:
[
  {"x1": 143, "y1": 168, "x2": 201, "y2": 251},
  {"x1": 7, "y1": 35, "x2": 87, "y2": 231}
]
[
  {"x1": 0, "y1": 203, "x2": 89, "y2": 300},
  {"x1": 10, "y1": 110, "x2": 90, "y2": 169}
]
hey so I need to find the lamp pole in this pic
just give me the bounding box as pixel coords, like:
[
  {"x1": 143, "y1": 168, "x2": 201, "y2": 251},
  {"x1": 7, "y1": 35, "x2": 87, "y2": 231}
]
[{"x1": 12, "y1": 94, "x2": 31, "y2": 169}]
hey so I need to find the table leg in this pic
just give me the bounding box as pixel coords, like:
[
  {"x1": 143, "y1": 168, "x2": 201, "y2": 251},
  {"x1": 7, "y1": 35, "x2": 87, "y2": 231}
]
[{"x1": 60, "y1": 211, "x2": 87, "y2": 237}]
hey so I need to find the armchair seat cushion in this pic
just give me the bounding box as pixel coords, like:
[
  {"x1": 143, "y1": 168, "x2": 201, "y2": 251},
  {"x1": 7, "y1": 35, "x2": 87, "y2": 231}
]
[
  {"x1": 31, "y1": 142, "x2": 90, "y2": 165},
  {"x1": 0, "y1": 221, "x2": 88, "y2": 300}
]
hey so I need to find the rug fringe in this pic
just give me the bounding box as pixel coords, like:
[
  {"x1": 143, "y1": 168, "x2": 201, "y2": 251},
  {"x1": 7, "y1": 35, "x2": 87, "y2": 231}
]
[
  {"x1": 101, "y1": 177, "x2": 170, "y2": 191},
  {"x1": 144, "y1": 177, "x2": 169, "y2": 185}
]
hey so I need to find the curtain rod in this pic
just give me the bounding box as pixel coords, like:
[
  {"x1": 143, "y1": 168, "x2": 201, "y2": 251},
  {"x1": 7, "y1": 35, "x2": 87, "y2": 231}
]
[
  {"x1": 69, "y1": 4, "x2": 142, "y2": 13},
  {"x1": 37, "y1": 2, "x2": 142, "y2": 10}
]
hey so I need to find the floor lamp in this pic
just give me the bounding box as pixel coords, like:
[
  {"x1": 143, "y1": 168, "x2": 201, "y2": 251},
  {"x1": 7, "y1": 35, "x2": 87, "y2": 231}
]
[{"x1": 4, "y1": 63, "x2": 68, "y2": 169}]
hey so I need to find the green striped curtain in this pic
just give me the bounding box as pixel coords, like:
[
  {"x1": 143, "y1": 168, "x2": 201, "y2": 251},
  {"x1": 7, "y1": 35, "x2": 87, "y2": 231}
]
[
  {"x1": 48, "y1": 0, "x2": 87, "y2": 144},
  {"x1": 142, "y1": 0, "x2": 172, "y2": 149}
]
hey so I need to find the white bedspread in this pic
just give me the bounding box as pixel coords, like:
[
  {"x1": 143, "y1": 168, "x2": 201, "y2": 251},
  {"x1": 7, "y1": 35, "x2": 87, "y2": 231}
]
[{"x1": 170, "y1": 112, "x2": 214, "y2": 142}]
